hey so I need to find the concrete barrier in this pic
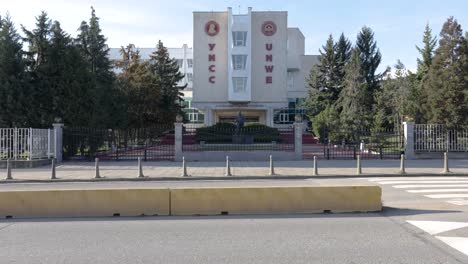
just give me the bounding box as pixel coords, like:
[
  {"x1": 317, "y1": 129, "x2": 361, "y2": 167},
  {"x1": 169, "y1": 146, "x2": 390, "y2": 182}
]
[
  {"x1": 170, "y1": 186, "x2": 381, "y2": 215},
  {"x1": 0, "y1": 188, "x2": 170, "y2": 218}
]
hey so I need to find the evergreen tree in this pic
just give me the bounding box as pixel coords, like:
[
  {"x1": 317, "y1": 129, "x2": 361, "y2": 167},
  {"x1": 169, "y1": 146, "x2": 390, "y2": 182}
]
[
  {"x1": 307, "y1": 35, "x2": 341, "y2": 110},
  {"x1": 356, "y1": 26, "x2": 382, "y2": 111},
  {"x1": 373, "y1": 61, "x2": 416, "y2": 130},
  {"x1": 335, "y1": 33, "x2": 352, "y2": 87},
  {"x1": 48, "y1": 21, "x2": 94, "y2": 126},
  {"x1": 336, "y1": 48, "x2": 369, "y2": 131},
  {"x1": 0, "y1": 15, "x2": 29, "y2": 127},
  {"x1": 423, "y1": 17, "x2": 468, "y2": 127},
  {"x1": 148, "y1": 40, "x2": 186, "y2": 124},
  {"x1": 416, "y1": 24, "x2": 437, "y2": 78},
  {"x1": 22, "y1": 12, "x2": 53, "y2": 127},
  {"x1": 117, "y1": 45, "x2": 162, "y2": 128},
  {"x1": 306, "y1": 34, "x2": 352, "y2": 138},
  {"x1": 414, "y1": 24, "x2": 437, "y2": 123},
  {"x1": 76, "y1": 7, "x2": 125, "y2": 128}
]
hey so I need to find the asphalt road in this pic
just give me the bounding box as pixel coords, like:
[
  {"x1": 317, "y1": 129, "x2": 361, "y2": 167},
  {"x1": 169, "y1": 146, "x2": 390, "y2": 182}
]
[{"x1": 1, "y1": 177, "x2": 468, "y2": 263}]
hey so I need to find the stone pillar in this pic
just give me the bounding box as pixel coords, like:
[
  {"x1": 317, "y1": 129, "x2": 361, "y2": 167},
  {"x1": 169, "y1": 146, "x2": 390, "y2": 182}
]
[
  {"x1": 52, "y1": 123, "x2": 64, "y2": 163},
  {"x1": 294, "y1": 115, "x2": 303, "y2": 160},
  {"x1": 403, "y1": 121, "x2": 415, "y2": 160},
  {"x1": 174, "y1": 119, "x2": 183, "y2": 162},
  {"x1": 266, "y1": 107, "x2": 273, "y2": 127}
]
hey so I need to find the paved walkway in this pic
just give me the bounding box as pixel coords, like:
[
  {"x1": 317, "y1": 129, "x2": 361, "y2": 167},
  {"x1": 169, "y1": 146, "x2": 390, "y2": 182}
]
[{"x1": 1, "y1": 159, "x2": 468, "y2": 181}]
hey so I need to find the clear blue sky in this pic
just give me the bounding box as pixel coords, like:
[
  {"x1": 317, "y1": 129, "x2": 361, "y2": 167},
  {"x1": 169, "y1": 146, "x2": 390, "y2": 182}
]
[{"x1": 3, "y1": 0, "x2": 468, "y2": 72}]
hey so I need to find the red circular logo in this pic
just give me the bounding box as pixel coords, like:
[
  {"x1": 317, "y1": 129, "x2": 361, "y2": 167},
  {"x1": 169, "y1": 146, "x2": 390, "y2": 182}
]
[
  {"x1": 262, "y1": 21, "x2": 277, "y2": 36},
  {"x1": 205, "y1": 20, "x2": 219, "y2": 36}
]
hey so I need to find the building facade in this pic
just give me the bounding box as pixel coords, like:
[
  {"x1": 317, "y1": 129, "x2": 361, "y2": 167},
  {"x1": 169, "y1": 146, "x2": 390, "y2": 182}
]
[
  {"x1": 192, "y1": 8, "x2": 318, "y2": 126},
  {"x1": 109, "y1": 7, "x2": 318, "y2": 126}
]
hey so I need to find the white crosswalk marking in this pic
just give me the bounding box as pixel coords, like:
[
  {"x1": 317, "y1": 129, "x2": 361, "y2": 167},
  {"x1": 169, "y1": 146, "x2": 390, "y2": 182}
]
[
  {"x1": 368, "y1": 177, "x2": 466, "y2": 182},
  {"x1": 407, "y1": 220, "x2": 468, "y2": 257},
  {"x1": 369, "y1": 177, "x2": 468, "y2": 206},
  {"x1": 435, "y1": 236, "x2": 468, "y2": 256},
  {"x1": 379, "y1": 180, "x2": 468, "y2": 185},
  {"x1": 408, "y1": 189, "x2": 468, "y2": 193},
  {"x1": 447, "y1": 200, "x2": 468, "y2": 206},
  {"x1": 394, "y1": 184, "x2": 468, "y2": 188},
  {"x1": 425, "y1": 194, "x2": 468, "y2": 199}
]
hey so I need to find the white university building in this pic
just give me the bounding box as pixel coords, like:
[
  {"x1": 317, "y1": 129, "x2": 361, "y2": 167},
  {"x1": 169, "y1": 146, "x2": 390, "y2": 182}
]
[{"x1": 109, "y1": 7, "x2": 318, "y2": 127}]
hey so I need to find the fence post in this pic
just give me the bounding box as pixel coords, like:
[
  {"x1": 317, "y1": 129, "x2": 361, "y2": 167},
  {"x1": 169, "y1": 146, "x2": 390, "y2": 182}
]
[
  {"x1": 294, "y1": 115, "x2": 303, "y2": 160},
  {"x1": 13, "y1": 127, "x2": 18, "y2": 160},
  {"x1": 174, "y1": 116, "x2": 183, "y2": 162},
  {"x1": 28, "y1": 128, "x2": 33, "y2": 161},
  {"x1": 403, "y1": 121, "x2": 415, "y2": 160},
  {"x1": 47, "y1": 129, "x2": 52, "y2": 159},
  {"x1": 52, "y1": 123, "x2": 64, "y2": 163}
]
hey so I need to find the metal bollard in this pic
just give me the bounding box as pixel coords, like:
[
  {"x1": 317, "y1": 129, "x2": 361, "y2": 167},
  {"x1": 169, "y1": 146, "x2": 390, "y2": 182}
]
[
  {"x1": 399, "y1": 154, "x2": 406, "y2": 175},
  {"x1": 225, "y1": 156, "x2": 232, "y2": 176},
  {"x1": 356, "y1": 155, "x2": 362, "y2": 175},
  {"x1": 5, "y1": 159, "x2": 12, "y2": 180},
  {"x1": 181, "y1": 156, "x2": 188, "y2": 177},
  {"x1": 442, "y1": 152, "x2": 450, "y2": 174},
  {"x1": 313, "y1": 156, "x2": 318, "y2": 176},
  {"x1": 138, "y1": 157, "x2": 144, "y2": 178},
  {"x1": 269, "y1": 155, "x2": 275, "y2": 176},
  {"x1": 95, "y1": 157, "x2": 101, "y2": 179},
  {"x1": 51, "y1": 158, "x2": 57, "y2": 179}
]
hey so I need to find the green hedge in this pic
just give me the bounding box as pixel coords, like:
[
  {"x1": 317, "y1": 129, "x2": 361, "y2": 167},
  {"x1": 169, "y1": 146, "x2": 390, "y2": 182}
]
[{"x1": 195, "y1": 123, "x2": 282, "y2": 143}]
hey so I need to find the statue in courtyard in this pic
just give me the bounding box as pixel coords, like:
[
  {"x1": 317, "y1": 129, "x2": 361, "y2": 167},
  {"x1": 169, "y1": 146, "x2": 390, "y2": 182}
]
[{"x1": 235, "y1": 112, "x2": 245, "y2": 135}]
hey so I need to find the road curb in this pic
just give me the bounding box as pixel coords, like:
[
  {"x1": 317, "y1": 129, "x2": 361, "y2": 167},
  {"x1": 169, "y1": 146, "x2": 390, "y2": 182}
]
[{"x1": 1, "y1": 172, "x2": 468, "y2": 184}]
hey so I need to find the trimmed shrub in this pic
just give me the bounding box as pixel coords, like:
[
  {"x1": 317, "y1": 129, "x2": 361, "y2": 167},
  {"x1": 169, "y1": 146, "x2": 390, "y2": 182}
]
[{"x1": 195, "y1": 123, "x2": 282, "y2": 143}]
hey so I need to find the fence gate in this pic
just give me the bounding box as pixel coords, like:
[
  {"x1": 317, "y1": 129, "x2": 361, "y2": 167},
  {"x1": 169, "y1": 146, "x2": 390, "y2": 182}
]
[
  {"x1": 0, "y1": 128, "x2": 54, "y2": 160},
  {"x1": 303, "y1": 128, "x2": 404, "y2": 160},
  {"x1": 63, "y1": 126, "x2": 174, "y2": 161}
]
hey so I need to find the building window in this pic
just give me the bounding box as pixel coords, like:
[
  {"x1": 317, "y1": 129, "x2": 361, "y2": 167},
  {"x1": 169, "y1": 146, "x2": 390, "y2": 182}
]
[
  {"x1": 176, "y1": 59, "x2": 183, "y2": 69},
  {"x1": 187, "y1": 59, "x2": 193, "y2": 68},
  {"x1": 232, "y1": 55, "x2": 247, "y2": 70},
  {"x1": 287, "y1": 72, "x2": 294, "y2": 90},
  {"x1": 187, "y1": 73, "x2": 193, "y2": 82},
  {"x1": 232, "y1": 77, "x2": 247, "y2": 93},
  {"x1": 232, "y1": 31, "x2": 247, "y2": 46},
  {"x1": 182, "y1": 97, "x2": 192, "y2": 109}
]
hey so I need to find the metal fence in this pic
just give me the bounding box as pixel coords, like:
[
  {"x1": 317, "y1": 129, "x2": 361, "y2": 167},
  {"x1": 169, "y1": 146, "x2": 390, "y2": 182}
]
[
  {"x1": 182, "y1": 123, "x2": 294, "y2": 152},
  {"x1": 414, "y1": 124, "x2": 468, "y2": 152},
  {"x1": 303, "y1": 128, "x2": 403, "y2": 160},
  {"x1": 0, "y1": 128, "x2": 55, "y2": 160},
  {"x1": 63, "y1": 126, "x2": 174, "y2": 161}
]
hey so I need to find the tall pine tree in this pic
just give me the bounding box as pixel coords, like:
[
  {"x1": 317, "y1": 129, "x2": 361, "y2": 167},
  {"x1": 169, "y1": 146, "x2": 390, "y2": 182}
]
[
  {"x1": 414, "y1": 24, "x2": 437, "y2": 123},
  {"x1": 356, "y1": 26, "x2": 382, "y2": 111},
  {"x1": 76, "y1": 7, "x2": 125, "y2": 128},
  {"x1": 336, "y1": 48, "x2": 369, "y2": 132},
  {"x1": 335, "y1": 33, "x2": 352, "y2": 88},
  {"x1": 148, "y1": 40, "x2": 186, "y2": 124},
  {"x1": 0, "y1": 15, "x2": 29, "y2": 127},
  {"x1": 423, "y1": 17, "x2": 468, "y2": 127},
  {"x1": 22, "y1": 12, "x2": 53, "y2": 127}
]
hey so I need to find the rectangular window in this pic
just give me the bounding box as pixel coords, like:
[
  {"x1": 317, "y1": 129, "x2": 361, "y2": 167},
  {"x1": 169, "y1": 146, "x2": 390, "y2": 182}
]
[
  {"x1": 232, "y1": 55, "x2": 247, "y2": 70},
  {"x1": 187, "y1": 73, "x2": 193, "y2": 82},
  {"x1": 187, "y1": 59, "x2": 193, "y2": 68},
  {"x1": 232, "y1": 77, "x2": 247, "y2": 93},
  {"x1": 287, "y1": 72, "x2": 294, "y2": 90},
  {"x1": 232, "y1": 31, "x2": 247, "y2": 46},
  {"x1": 176, "y1": 59, "x2": 183, "y2": 68}
]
